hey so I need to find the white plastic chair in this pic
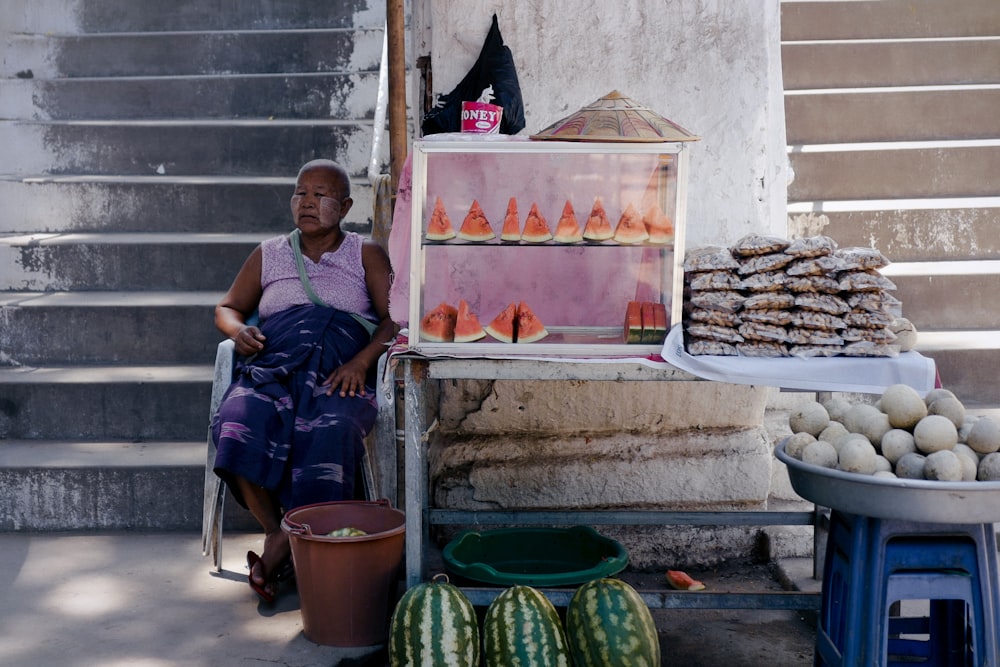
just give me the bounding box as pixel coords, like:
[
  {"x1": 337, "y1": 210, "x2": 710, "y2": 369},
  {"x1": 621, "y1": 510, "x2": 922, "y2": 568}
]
[{"x1": 201, "y1": 338, "x2": 396, "y2": 570}]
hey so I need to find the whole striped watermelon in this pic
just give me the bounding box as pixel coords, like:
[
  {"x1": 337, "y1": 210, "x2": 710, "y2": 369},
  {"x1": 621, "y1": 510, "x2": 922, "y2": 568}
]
[
  {"x1": 388, "y1": 574, "x2": 479, "y2": 667},
  {"x1": 482, "y1": 585, "x2": 572, "y2": 667},
  {"x1": 566, "y1": 578, "x2": 660, "y2": 667}
]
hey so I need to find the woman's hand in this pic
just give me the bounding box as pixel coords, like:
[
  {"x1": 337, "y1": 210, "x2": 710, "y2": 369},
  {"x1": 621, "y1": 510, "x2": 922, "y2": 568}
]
[
  {"x1": 323, "y1": 357, "x2": 369, "y2": 398},
  {"x1": 233, "y1": 325, "x2": 266, "y2": 357}
]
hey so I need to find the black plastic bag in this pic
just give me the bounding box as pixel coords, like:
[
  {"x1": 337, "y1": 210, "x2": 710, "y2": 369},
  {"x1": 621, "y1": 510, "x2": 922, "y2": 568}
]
[{"x1": 422, "y1": 14, "x2": 526, "y2": 136}]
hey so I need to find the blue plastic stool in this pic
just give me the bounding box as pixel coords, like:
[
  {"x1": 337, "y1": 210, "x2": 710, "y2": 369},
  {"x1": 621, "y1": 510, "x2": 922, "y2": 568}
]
[{"x1": 816, "y1": 510, "x2": 1000, "y2": 666}]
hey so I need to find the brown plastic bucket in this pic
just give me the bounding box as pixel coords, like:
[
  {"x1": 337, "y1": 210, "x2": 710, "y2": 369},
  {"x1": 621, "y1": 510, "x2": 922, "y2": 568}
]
[{"x1": 281, "y1": 499, "x2": 405, "y2": 646}]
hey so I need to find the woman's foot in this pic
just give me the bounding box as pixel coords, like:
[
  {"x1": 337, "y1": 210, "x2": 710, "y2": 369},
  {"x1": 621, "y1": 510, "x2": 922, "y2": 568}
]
[
  {"x1": 247, "y1": 550, "x2": 277, "y2": 603},
  {"x1": 247, "y1": 531, "x2": 293, "y2": 603}
]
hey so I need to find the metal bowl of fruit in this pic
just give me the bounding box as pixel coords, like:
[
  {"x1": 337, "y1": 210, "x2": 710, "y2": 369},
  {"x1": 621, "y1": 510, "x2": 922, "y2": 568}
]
[{"x1": 775, "y1": 439, "x2": 1000, "y2": 524}]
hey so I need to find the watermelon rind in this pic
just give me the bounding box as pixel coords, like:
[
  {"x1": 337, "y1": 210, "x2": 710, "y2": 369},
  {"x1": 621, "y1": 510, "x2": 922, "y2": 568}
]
[
  {"x1": 388, "y1": 576, "x2": 480, "y2": 667},
  {"x1": 483, "y1": 585, "x2": 572, "y2": 667},
  {"x1": 639, "y1": 302, "x2": 656, "y2": 344},
  {"x1": 566, "y1": 578, "x2": 661, "y2": 667},
  {"x1": 624, "y1": 301, "x2": 643, "y2": 343}
]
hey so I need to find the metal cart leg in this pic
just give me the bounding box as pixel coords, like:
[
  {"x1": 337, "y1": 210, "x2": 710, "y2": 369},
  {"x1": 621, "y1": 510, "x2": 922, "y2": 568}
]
[{"x1": 404, "y1": 358, "x2": 430, "y2": 588}]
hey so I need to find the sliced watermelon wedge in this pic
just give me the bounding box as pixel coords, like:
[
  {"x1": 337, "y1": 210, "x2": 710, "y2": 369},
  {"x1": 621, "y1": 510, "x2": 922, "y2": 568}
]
[
  {"x1": 426, "y1": 197, "x2": 456, "y2": 241},
  {"x1": 521, "y1": 203, "x2": 552, "y2": 243},
  {"x1": 454, "y1": 299, "x2": 486, "y2": 342},
  {"x1": 500, "y1": 197, "x2": 521, "y2": 242},
  {"x1": 643, "y1": 204, "x2": 674, "y2": 245},
  {"x1": 485, "y1": 302, "x2": 517, "y2": 343},
  {"x1": 553, "y1": 200, "x2": 583, "y2": 243},
  {"x1": 624, "y1": 301, "x2": 643, "y2": 343},
  {"x1": 457, "y1": 199, "x2": 495, "y2": 242},
  {"x1": 613, "y1": 202, "x2": 649, "y2": 244},
  {"x1": 421, "y1": 302, "x2": 458, "y2": 342},
  {"x1": 666, "y1": 570, "x2": 706, "y2": 591},
  {"x1": 515, "y1": 301, "x2": 548, "y2": 343},
  {"x1": 583, "y1": 197, "x2": 614, "y2": 241}
]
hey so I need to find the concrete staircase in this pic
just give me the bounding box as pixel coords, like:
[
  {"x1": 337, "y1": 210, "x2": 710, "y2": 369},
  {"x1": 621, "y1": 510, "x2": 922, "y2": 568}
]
[
  {"x1": 782, "y1": 0, "x2": 1000, "y2": 407},
  {"x1": 0, "y1": 0, "x2": 388, "y2": 529}
]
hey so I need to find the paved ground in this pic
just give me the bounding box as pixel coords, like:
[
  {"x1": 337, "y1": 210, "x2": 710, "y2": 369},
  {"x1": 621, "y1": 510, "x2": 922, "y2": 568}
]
[{"x1": 0, "y1": 532, "x2": 820, "y2": 666}]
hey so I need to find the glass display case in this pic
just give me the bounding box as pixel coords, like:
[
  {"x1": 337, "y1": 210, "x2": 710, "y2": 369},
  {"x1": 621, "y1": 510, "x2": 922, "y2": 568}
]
[{"x1": 407, "y1": 139, "x2": 690, "y2": 356}]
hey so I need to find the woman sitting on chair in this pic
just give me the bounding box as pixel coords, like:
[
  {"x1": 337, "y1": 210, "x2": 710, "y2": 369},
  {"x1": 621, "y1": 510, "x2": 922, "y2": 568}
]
[{"x1": 211, "y1": 158, "x2": 395, "y2": 603}]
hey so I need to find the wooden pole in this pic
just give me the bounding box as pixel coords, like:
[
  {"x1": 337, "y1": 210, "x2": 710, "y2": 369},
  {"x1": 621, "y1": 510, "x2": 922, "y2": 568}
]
[{"x1": 386, "y1": 0, "x2": 408, "y2": 198}]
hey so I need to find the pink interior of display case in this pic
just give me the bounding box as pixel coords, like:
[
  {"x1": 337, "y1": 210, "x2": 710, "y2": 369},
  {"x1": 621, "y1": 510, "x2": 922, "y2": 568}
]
[{"x1": 415, "y1": 150, "x2": 677, "y2": 331}]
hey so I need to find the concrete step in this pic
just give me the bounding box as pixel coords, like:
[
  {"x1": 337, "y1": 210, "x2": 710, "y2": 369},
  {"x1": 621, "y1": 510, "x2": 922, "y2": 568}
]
[
  {"x1": 915, "y1": 331, "x2": 1000, "y2": 405},
  {"x1": 0, "y1": 364, "x2": 212, "y2": 439},
  {"x1": 787, "y1": 198, "x2": 1000, "y2": 263},
  {"x1": 0, "y1": 291, "x2": 222, "y2": 365},
  {"x1": 0, "y1": 440, "x2": 209, "y2": 530},
  {"x1": 0, "y1": 72, "x2": 380, "y2": 121},
  {"x1": 781, "y1": 0, "x2": 1000, "y2": 41},
  {"x1": 881, "y1": 260, "x2": 1000, "y2": 331},
  {"x1": 0, "y1": 175, "x2": 377, "y2": 234},
  {"x1": 0, "y1": 119, "x2": 375, "y2": 177},
  {"x1": 785, "y1": 85, "x2": 1000, "y2": 144},
  {"x1": 0, "y1": 233, "x2": 267, "y2": 291},
  {"x1": 787, "y1": 140, "x2": 1000, "y2": 202},
  {"x1": 2, "y1": 0, "x2": 386, "y2": 33},
  {"x1": 3, "y1": 28, "x2": 383, "y2": 78},
  {"x1": 782, "y1": 37, "x2": 1000, "y2": 90}
]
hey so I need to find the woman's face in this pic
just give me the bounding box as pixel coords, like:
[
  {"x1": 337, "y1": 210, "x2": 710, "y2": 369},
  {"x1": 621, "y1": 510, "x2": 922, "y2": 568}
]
[{"x1": 290, "y1": 168, "x2": 351, "y2": 233}]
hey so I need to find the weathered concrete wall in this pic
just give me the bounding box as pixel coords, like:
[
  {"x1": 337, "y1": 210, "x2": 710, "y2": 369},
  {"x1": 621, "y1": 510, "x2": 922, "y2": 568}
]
[
  {"x1": 415, "y1": 0, "x2": 788, "y2": 246},
  {"x1": 409, "y1": 0, "x2": 793, "y2": 567}
]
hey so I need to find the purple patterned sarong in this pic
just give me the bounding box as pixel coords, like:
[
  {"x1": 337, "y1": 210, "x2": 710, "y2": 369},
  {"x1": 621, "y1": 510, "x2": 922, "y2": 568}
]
[{"x1": 211, "y1": 304, "x2": 377, "y2": 510}]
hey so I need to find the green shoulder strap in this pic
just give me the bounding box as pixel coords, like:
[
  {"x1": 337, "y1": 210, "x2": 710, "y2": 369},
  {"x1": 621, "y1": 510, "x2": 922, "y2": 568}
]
[{"x1": 288, "y1": 229, "x2": 378, "y2": 338}]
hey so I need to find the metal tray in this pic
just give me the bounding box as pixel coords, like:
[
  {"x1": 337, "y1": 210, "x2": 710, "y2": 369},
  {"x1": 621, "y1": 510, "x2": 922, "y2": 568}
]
[{"x1": 775, "y1": 440, "x2": 1000, "y2": 524}]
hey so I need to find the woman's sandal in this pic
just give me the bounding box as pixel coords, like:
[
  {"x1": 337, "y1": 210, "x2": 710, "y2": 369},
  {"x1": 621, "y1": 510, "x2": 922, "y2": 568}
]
[{"x1": 247, "y1": 550, "x2": 293, "y2": 603}]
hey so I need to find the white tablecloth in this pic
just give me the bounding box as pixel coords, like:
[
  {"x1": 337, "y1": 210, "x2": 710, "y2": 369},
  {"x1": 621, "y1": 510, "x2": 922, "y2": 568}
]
[{"x1": 661, "y1": 325, "x2": 937, "y2": 396}]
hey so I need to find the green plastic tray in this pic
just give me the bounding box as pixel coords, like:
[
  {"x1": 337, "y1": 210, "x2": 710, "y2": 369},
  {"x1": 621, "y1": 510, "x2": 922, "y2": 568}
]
[{"x1": 442, "y1": 525, "x2": 628, "y2": 587}]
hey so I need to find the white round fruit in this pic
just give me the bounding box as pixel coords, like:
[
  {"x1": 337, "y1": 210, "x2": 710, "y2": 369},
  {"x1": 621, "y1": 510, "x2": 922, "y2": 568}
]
[
  {"x1": 923, "y1": 388, "x2": 957, "y2": 407},
  {"x1": 880, "y1": 429, "x2": 916, "y2": 464},
  {"x1": 966, "y1": 416, "x2": 1000, "y2": 455},
  {"x1": 889, "y1": 317, "x2": 918, "y2": 352},
  {"x1": 879, "y1": 384, "x2": 927, "y2": 430},
  {"x1": 802, "y1": 440, "x2": 839, "y2": 469},
  {"x1": 952, "y1": 444, "x2": 979, "y2": 481},
  {"x1": 819, "y1": 421, "x2": 850, "y2": 447},
  {"x1": 923, "y1": 450, "x2": 963, "y2": 481},
  {"x1": 895, "y1": 452, "x2": 927, "y2": 479},
  {"x1": 873, "y1": 470, "x2": 897, "y2": 479},
  {"x1": 913, "y1": 415, "x2": 958, "y2": 454},
  {"x1": 844, "y1": 404, "x2": 884, "y2": 436},
  {"x1": 821, "y1": 397, "x2": 852, "y2": 424},
  {"x1": 977, "y1": 453, "x2": 1000, "y2": 482},
  {"x1": 874, "y1": 455, "x2": 892, "y2": 473},
  {"x1": 838, "y1": 439, "x2": 878, "y2": 474},
  {"x1": 789, "y1": 402, "x2": 830, "y2": 437},
  {"x1": 927, "y1": 396, "x2": 966, "y2": 429},
  {"x1": 958, "y1": 418, "x2": 976, "y2": 443},
  {"x1": 784, "y1": 432, "x2": 816, "y2": 460},
  {"x1": 858, "y1": 411, "x2": 892, "y2": 448}
]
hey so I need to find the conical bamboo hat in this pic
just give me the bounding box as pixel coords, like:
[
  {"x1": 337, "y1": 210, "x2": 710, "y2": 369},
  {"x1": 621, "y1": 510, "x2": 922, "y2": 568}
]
[{"x1": 531, "y1": 91, "x2": 700, "y2": 143}]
